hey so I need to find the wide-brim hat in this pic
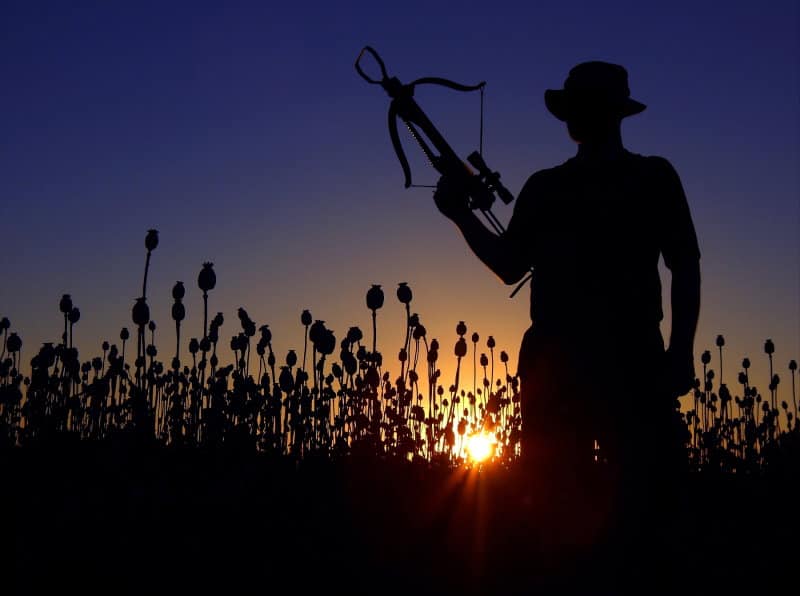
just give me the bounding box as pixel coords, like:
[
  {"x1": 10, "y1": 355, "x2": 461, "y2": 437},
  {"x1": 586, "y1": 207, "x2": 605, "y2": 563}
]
[{"x1": 545, "y1": 61, "x2": 646, "y2": 122}]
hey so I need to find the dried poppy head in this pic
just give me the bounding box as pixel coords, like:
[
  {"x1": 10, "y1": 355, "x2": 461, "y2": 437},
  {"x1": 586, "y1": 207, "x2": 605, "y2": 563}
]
[
  {"x1": 145, "y1": 229, "x2": 159, "y2": 252},
  {"x1": 198, "y1": 262, "x2": 216, "y2": 293},
  {"x1": 172, "y1": 281, "x2": 185, "y2": 301},
  {"x1": 366, "y1": 285, "x2": 384, "y2": 311},
  {"x1": 132, "y1": 299, "x2": 150, "y2": 327},
  {"x1": 172, "y1": 302, "x2": 186, "y2": 323},
  {"x1": 59, "y1": 294, "x2": 73, "y2": 315},
  {"x1": 7, "y1": 333, "x2": 21, "y2": 353},
  {"x1": 396, "y1": 282, "x2": 412, "y2": 305}
]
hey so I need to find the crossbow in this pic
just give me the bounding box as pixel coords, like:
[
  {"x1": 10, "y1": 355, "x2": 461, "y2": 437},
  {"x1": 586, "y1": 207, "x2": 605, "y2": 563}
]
[{"x1": 355, "y1": 46, "x2": 514, "y2": 236}]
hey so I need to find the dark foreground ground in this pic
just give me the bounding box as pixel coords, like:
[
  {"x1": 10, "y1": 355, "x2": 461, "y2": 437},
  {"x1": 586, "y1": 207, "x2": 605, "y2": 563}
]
[{"x1": 4, "y1": 442, "x2": 797, "y2": 595}]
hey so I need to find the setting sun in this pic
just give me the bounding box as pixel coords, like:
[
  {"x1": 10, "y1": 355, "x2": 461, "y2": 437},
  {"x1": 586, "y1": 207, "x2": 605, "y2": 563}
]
[{"x1": 466, "y1": 432, "x2": 495, "y2": 463}]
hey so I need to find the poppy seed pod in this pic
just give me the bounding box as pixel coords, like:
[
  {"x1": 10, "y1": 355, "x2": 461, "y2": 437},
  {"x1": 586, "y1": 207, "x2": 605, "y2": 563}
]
[
  {"x1": 343, "y1": 352, "x2": 357, "y2": 376},
  {"x1": 212, "y1": 312, "x2": 224, "y2": 328},
  {"x1": 319, "y1": 329, "x2": 336, "y2": 355},
  {"x1": 279, "y1": 367, "x2": 294, "y2": 393},
  {"x1": 7, "y1": 333, "x2": 22, "y2": 353},
  {"x1": 455, "y1": 337, "x2": 467, "y2": 358},
  {"x1": 742, "y1": 358, "x2": 751, "y2": 369},
  {"x1": 366, "y1": 285, "x2": 384, "y2": 311},
  {"x1": 347, "y1": 326, "x2": 363, "y2": 344},
  {"x1": 198, "y1": 262, "x2": 216, "y2": 293},
  {"x1": 471, "y1": 332, "x2": 479, "y2": 344},
  {"x1": 790, "y1": 360, "x2": 797, "y2": 371},
  {"x1": 408, "y1": 313, "x2": 419, "y2": 328},
  {"x1": 764, "y1": 339, "x2": 775, "y2": 355},
  {"x1": 172, "y1": 302, "x2": 186, "y2": 322},
  {"x1": 738, "y1": 372, "x2": 747, "y2": 385},
  {"x1": 430, "y1": 339, "x2": 440, "y2": 352},
  {"x1": 456, "y1": 321, "x2": 467, "y2": 337},
  {"x1": 146, "y1": 344, "x2": 157, "y2": 358},
  {"x1": 199, "y1": 337, "x2": 211, "y2": 352},
  {"x1": 413, "y1": 324, "x2": 427, "y2": 340},
  {"x1": 365, "y1": 365, "x2": 380, "y2": 388},
  {"x1": 309, "y1": 320, "x2": 326, "y2": 346},
  {"x1": 172, "y1": 281, "x2": 185, "y2": 301},
  {"x1": 120, "y1": 328, "x2": 130, "y2": 341},
  {"x1": 396, "y1": 282, "x2": 412, "y2": 305},
  {"x1": 701, "y1": 351, "x2": 711, "y2": 365},
  {"x1": 259, "y1": 325, "x2": 272, "y2": 345},
  {"x1": 500, "y1": 351, "x2": 509, "y2": 363},
  {"x1": 480, "y1": 353, "x2": 489, "y2": 367},
  {"x1": 286, "y1": 350, "x2": 297, "y2": 367},
  {"x1": 102, "y1": 341, "x2": 109, "y2": 351},
  {"x1": 189, "y1": 338, "x2": 199, "y2": 355},
  {"x1": 0, "y1": 317, "x2": 9, "y2": 332},
  {"x1": 132, "y1": 298, "x2": 150, "y2": 327},
  {"x1": 145, "y1": 229, "x2": 159, "y2": 252},
  {"x1": 487, "y1": 336, "x2": 496, "y2": 349},
  {"x1": 716, "y1": 335, "x2": 725, "y2": 348},
  {"x1": 148, "y1": 320, "x2": 156, "y2": 332},
  {"x1": 301, "y1": 309, "x2": 312, "y2": 327},
  {"x1": 59, "y1": 294, "x2": 73, "y2": 315},
  {"x1": 67, "y1": 307, "x2": 80, "y2": 325}
]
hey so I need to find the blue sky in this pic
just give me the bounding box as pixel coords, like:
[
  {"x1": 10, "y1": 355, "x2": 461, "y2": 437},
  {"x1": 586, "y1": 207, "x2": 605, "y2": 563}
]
[{"x1": 1, "y1": 0, "x2": 797, "y2": 398}]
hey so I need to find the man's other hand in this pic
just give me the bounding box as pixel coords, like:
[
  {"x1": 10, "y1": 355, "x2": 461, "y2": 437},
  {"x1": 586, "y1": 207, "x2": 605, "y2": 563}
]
[
  {"x1": 664, "y1": 348, "x2": 696, "y2": 398},
  {"x1": 434, "y1": 175, "x2": 471, "y2": 222}
]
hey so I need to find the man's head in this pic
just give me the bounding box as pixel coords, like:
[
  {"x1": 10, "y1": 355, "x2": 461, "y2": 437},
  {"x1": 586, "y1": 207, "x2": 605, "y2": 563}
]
[{"x1": 545, "y1": 61, "x2": 645, "y2": 144}]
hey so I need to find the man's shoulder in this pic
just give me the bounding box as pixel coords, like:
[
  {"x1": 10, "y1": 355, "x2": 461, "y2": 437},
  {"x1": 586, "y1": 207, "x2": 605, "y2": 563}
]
[
  {"x1": 521, "y1": 161, "x2": 571, "y2": 190},
  {"x1": 624, "y1": 151, "x2": 678, "y2": 176}
]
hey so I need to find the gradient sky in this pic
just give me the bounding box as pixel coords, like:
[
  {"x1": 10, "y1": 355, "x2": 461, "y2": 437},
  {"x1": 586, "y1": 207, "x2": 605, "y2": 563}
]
[{"x1": 2, "y1": 1, "x2": 798, "y2": 404}]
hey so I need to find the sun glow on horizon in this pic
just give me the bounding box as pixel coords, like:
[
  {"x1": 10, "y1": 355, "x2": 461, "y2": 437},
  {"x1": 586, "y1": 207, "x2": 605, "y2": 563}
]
[{"x1": 465, "y1": 432, "x2": 495, "y2": 464}]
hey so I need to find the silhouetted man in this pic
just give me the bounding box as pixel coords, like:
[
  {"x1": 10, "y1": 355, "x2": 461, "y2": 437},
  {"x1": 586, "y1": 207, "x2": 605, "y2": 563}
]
[{"x1": 434, "y1": 61, "x2": 701, "y2": 586}]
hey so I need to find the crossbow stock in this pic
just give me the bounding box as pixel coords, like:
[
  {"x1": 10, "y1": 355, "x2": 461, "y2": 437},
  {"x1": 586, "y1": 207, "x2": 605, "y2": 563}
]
[{"x1": 355, "y1": 46, "x2": 514, "y2": 237}]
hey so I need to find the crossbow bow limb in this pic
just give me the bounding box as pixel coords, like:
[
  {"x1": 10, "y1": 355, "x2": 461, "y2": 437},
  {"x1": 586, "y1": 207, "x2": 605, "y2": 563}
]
[{"x1": 355, "y1": 46, "x2": 514, "y2": 236}]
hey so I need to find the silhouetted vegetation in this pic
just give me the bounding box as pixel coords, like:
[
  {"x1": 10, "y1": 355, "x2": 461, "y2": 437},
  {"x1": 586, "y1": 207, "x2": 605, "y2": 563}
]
[
  {"x1": 1, "y1": 230, "x2": 797, "y2": 474},
  {"x1": 4, "y1": 231, "x2": 798, "y2": 596}
]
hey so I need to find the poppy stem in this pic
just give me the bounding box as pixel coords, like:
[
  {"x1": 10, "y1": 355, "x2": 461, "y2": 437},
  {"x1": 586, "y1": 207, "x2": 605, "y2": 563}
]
[{"x1": 142, "y1": 250, "x2": 151, "y2": 299}]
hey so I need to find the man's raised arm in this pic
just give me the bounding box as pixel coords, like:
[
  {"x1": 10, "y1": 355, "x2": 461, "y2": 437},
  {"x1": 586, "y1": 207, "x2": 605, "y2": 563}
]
[{"x1": 433, "y1": 175, "x2": 532, "y2": 285}]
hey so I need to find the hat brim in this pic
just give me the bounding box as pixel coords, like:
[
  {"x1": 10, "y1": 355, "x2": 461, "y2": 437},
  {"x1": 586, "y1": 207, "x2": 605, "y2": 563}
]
[{"x1": 544, "y1": 89, "x2": 646, "y2": 121}]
